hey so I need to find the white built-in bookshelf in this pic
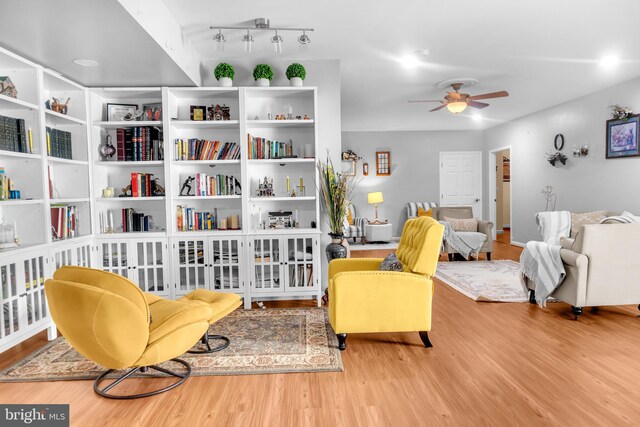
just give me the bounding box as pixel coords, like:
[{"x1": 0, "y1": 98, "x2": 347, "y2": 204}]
[{"x1": 0, "y1": 46, "x2": 322, "y2": 352}]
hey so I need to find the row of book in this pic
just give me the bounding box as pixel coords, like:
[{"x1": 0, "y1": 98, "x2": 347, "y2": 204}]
[
  {"x1": 0, "y1": 168, "x2": 14, "y2": 200},
  {"x1": 51, "y1": 205, "x2": 78, "y2": 240},
  {"x1": 247, "y1": 135, "x2": 295, "y2": 159},
  {"x1": 191, "y1": 173, "x2": 240, "y2": 196},
  {"x1": 0, "y1": 114, "x2": 30, "y2": 153},
  {"x1": 130, "y1": 173, "x2": 159, "y2": 198},
  {"x1": 174, "y1": 139, "x2": 240, "y2": 161},
  {"x1": 121, "y1": 208, "x2": 153, "y2": 232},
  {"x1": 47, "y1": 127, "x2": 73, "y2": 159},
  {"x1": 176, "y1": 206, "x2": 218, "y2": 231},
  {"x1": 116, "y1": 127, "x2": 163, "y2": 161}
]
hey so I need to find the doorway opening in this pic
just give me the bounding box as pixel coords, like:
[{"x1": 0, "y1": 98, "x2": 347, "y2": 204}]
[{"x1": 488, "y1": 147, "x2": 512, "y2": 243}]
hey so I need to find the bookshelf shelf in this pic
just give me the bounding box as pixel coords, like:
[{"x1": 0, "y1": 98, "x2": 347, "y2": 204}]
[
  {"x1": 0, "y1": 199, "x2": 44, "y2": 206},
  {"x1": 95, "y1": 196, "x2": 165, "y2": 203},
  {"x1": 247, "y1": 158, "x2": 315, "y2": 165},
  {"x1": 249, "y1": 196, "x2": 316, "y2": 202},
  {"x1": 94, "y1": 160, "x2": 164, "y2": 167},
  {"x1": 48, "y1": 157, "x2": 88, "y2": 166},
  {"x1": 93, "y1": 121, "x2": 163, "y2": 129},
  {"x1": 50, "y1": 235, "x2": 90, "y2": 247},
  {"x1": 49, "y1": 198, "x2": 90, "y2": 204},
  {"x1": 172, "y1": 159, "x2": 240, "y2": 166},
  {"x1": 0, "y1": 150, "x2": 41, "y2": 159},
  {"x1": 246, "y1": 119, "x2": 314, "y2": 129},
  {"x1": 253, "y1": 228, "x2": 320, "y2": 235},
  {"x1": 174, "y1": 195, "x2": 241, "y2": 201},
  {"x1": 173, "y1": 229, "x2": 243, "y2": 237},
  {"x1": 0, "y1": 93, "x2": 39, "y2": 111},
  {"x1": 96, "y1": 231, "x2": 167, "y2": 239},
  {"x1": 170, "y1": 120, "x2": 239, "y2": 129},
  {"x1": 45, "y1": 110, "x2": 86, "y2": 126}
]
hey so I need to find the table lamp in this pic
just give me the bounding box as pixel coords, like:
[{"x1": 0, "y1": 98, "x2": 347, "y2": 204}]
[{"x1": 367, "y1": 192, "x2": 384, "y2": 224}]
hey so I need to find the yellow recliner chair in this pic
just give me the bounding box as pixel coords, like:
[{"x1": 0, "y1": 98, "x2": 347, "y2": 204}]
[
  {"x1": 45, "y1": 266, "x2": 213, "y2": 399},
  {"x1": 328, "y1": 216, "x2": 445, "y2": 350}
]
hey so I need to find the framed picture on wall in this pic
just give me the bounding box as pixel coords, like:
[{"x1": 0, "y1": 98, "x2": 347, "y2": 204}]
[
  {"x1": 606, "y1": 115, "x2": 640, "y2": 159},
  {"x1": 503, "y1": 157, "x2": 510, "y2": 182},
  {"x1": 342, "y1": 160, "x2": 356, "y2": 176},
  {"x1": 376, "y1": 151, "x2": 390, "y2": 176}
]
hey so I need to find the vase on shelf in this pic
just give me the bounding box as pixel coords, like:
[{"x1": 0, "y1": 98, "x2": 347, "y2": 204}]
[
  {"x1": 325, "y1": 233, "x2": 347, "y2": 262},
  {"x1": 289, "y1": 77, "x2": 303, "y2": 87},
  {"x1": 256, "y1": 78, "x2": 270, "y2": 87},
  {"x1": 219, "y1": 77, "x2": 232, "y2": 87}
]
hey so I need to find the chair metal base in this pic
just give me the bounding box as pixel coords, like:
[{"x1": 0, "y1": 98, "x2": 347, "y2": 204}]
[
  {"x1": 187, "y1": 333, "x2": 230, "y2": 354},
  {"x1": 93, "y1": 358, "x2": 191, "y2": 399}
]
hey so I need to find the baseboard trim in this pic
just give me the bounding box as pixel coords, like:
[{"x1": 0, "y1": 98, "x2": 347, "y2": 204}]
[
  {"x1": 496, "y1": 230, "x2": 504, "y2": 235},
  {"x1": 510, "y1": 241, "x2": 525, "y2": 248}
]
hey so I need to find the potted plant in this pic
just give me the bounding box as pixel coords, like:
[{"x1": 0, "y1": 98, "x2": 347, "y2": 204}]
[
  {"x1": 214, "y1": 63, "x2": 234, "y2": 87},
  {"x1": 286, "y1": 63, "x2": 306, "y2": 87},
  {"x1": 546, "y1": 151, "x2": 567, "y2": 166},
  {"x1": 317, "y1": 157, "x2": 355, "y2": 262},
  {"x1": 253, "y1": 64, "x2": 273, "y2": 87}
]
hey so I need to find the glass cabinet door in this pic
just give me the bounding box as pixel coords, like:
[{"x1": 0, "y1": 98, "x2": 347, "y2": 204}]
[
  {"x1": 251, "y1": 237, "x2": 283, "y2": 293},
  {"x1": 23, "y1": 254, "x2": 47, "y2": 327},
  {"x1": 174, "y1": 238, "x2": 208, "y2": 297},
  {"x1": 210, "y1": 238, "x2": 243, "y2": 292},
  {"x1": 99, "y1": 240, "x2": 129, "y2": 278},
  {"x1": 135, "y1": 239, "x2": 169, "y2": 297},
  {"x1": 52, "y1": 247, "x2": 74, "y2": 270},
  {"x1": 74, "y1": 242, "x2": 93, "y2": 268},
  {"x1": 285, "y1": 235, "x2": 318, "y2": 291},
  {"x1": 0, "y1": 259, "x2": 20, "y2": 342}
]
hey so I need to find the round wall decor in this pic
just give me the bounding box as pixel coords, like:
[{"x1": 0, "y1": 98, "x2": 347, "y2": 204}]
[{"x1": 554, "y1": 133, "x2": 565, "y2": 150}]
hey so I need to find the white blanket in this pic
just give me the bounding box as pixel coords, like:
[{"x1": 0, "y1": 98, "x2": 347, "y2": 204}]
[
  {"x1": 439, "y1": 221, "x2": 487, "y2": 259},
  {"x1": 520, "y1": 211, "x2": 571, "y2": 307}
]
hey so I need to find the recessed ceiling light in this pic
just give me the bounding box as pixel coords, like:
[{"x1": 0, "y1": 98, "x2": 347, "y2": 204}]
[
  {"x1": 399, "y1": 54, "x2": 421, "y2": 69},
  {"x1": 73, "y1": 58, "x2": 98, "y2": 67},
  {"x1": 599, "y1": 55, "x2": 619, "y2": 69},
  {"x1": 472, "y1": 112, "x2": 482, "y2": 122}
]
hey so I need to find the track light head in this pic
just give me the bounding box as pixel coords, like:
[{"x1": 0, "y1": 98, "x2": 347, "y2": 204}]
[
  {"x1": 213, "y1": 29, "x2": 225, "y2": 51},
  {"x1": 242, "y1": 30, "x2": 254, "y2": 53},
  {"x1": 271, "y1": 31, "x2": 283, "y2": 53},
  {"x1": 298, "y1": 32, "x2": 311, "y2": 45}
]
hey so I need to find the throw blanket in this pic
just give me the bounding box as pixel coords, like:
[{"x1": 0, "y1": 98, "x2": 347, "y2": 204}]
[
  {"x1": 439, "y1": 221, "x2": 486, "y2": 259},
  {"x1": 520, "y1": 211, "x2": 571, "y2": 307}
]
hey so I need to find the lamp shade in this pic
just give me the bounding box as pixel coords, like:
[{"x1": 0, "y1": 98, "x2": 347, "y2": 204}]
[
  {"x1": 368, "y1": 192, "x2": 384, "y2": 204},
  {"x1": 446, "y1": 101, "x2": 467, "y2": 114}
]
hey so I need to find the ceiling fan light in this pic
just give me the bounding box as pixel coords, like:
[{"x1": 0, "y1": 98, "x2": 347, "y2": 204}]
[{"x1": 447, "y1": 101, "x2": 467, "y2": 114}]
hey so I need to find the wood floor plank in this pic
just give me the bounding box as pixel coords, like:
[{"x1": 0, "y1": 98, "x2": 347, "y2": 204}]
[{"x1": 1, "y1": 240, "x2": 640, "y2": 426}]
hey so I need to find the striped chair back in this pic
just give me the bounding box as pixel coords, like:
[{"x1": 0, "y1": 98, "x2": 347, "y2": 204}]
[{"x1": 406, "y1": 201, "x2": 439, "y2": 219}]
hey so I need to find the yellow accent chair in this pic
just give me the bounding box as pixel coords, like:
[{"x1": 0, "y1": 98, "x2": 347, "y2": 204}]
[
  {"x1": 45, "y1": 266, "x2": 214, "y2": 399},
  {"x1": 328, "y1": 216, "x2": 445, "y2": 350},
  {"x1": 178, "y1": 289, "x2": 243, "y2": 353}
]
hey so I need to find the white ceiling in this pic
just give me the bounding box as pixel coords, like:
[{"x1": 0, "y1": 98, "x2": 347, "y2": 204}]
[
  {"x1": 161, "y1": 0, "x2": 640, "y2": 131},
  {"x1": 0, "y1": 0, "x2": 195, "y2": 87},
  {"x1": 2, "y1": 1, "x2": 640, "y2": 131}
]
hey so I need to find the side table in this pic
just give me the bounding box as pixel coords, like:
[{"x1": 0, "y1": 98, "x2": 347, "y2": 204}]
[{"x1": 364, "y1": 222, "x2": 392, "y2": 243}]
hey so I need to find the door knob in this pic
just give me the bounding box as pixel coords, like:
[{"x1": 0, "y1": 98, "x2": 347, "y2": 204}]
[{"x1": 475, "y1": 198, "x2": 480, "y2": 202}]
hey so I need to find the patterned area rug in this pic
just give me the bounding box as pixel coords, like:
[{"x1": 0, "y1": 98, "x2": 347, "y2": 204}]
[
  {"x1": 0, "y1": 308, "x2": 342, "y2": 382},
  {"x1": 435, "y1": 260, "x2": 528, "y2": 302}
]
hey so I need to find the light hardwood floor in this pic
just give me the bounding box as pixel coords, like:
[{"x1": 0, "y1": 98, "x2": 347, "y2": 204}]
[{"x1": 2, "y1": 240, "x2": 640, "y2": 426}]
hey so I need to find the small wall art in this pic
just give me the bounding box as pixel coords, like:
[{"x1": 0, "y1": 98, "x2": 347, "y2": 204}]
[
  {"x1": 376, "y1": 151, "x2": 390, "y2": 176},
  {"x1": 606, "y1": 115, "x2": 639, "y2": 159}
]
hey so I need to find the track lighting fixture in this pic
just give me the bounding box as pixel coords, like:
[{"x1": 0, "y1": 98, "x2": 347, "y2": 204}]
[{"x1": 210, "y1": 18, "x2": 313, "y2": 53}]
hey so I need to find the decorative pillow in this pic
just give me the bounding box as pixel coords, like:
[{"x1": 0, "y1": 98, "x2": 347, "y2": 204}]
[
  {"x1": 417, "y1": 208, "x2": 433, "y2": 218},
  {"x1": 379, "y1": 253, "x2": 403, "y2": 271},
  {"x1": 346, "y1": 208, "x2": 354, "y2": 225},
  {"x1": 443, "y1": 216, "x2": 478, "y2": 232},
  {"x1": 571, "y1": 210, "x2": 607, "y2": 236}
]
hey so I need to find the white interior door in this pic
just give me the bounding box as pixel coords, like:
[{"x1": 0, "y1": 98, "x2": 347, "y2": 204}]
[{"x1": 439, "y1": 152, "x2": 483, "y2": 217}]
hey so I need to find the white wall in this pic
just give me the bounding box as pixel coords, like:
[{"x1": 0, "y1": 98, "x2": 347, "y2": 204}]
[
  {"x1": 202, "y1": 59, "x2": 342, "y2": 288},
  {"x1": 483, "y1": 75, "x2": 640, "y2": 243},
  {"x1": 341, "y1": 130, "x2": 483, "y2": 236}
]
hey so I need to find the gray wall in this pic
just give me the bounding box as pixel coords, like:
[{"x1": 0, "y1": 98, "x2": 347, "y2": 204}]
[
  {"x1": 342, "y1": 130, "x2": 483, "y2": 236},
  {"x1": 483, "y1": 75, "x2": 640, "y2": 244}
]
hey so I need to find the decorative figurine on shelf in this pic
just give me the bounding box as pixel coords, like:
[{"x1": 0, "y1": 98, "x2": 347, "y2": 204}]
[
  {"x1": 122, "y1": 110, "x2": 143, "y2": 121},
  {"x1": 268, "y1": 211, "x2": 293, "y2": 229},
  {"x1": 153, "y1": 178, "x2": 165, "y2": 196},
  {"x1": 208, "y1": 104, "x2": 223, "y2": 121},
  {"x1": 180, "y1": 176, "x2": 195, "y2": 196},
  {"x1": 295, "y1": 115, "x2": 302, "y2": 120},
  {"x1": 256, "y1": 177, "x2": 274, "y2": 197},
  {"x1": 0, "y1": 76, "x2": 17, "y2": 98},
  {"x1": 221, "y1": 104, "x2": 231, "y2": 121},
  {"x1": 120, "y1": 185, "x2": 132, "y2": 197},
  {"x1": 275, "y1": 114, "x2": 286, "y2": 120},
  {"x1": 51, "y1": 97, "x2": 70, "y2": 114},
  {"x1": 0, "y1": 215, "x2": 18, "y2": 249},
  {"x1": 100, "y1": 134, "x2": 116, "y2": 159},
  {"x1": 303, "y1": 114, "x2": 311, "y2": 120}
]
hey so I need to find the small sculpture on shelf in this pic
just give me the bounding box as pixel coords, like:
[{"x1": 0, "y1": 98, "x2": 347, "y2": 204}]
[
  {"x1": 303, "y1": 114, "x2": 311, "y2": 120},
  {"x1": 0, "y1": 218, "x2": 18, "y2": 249},
  {"x1": 120, "y1": 185, "x2": 132, "y2": 197},
  {"x1": 100, "y1": 134, "x2": 116, "y2": 159},
  {"x1": 256, "y1": 177, "x2": 274, "y2": 197},
  {"x1": 153, "y1": 179, "x2": 165, "y2": 196},
  {"x1": 207, "y1": 104, "x2": 232, "y2": 121},
  {"x1": 0, "y1": 76, "x2": 17, "y2": 98},
  {"x1": 51, "y1": 97, "x2": 70, "y2": 115},
  {"x1": 180, "y1": 176, "x2": 195, "y2": 196},
  {"x1": 268, "y1": 211, "x2": 293, "y2": 229}
]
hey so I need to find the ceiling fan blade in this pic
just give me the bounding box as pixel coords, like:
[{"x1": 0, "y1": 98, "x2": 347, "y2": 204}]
[
  {"x1": 468, "y1": 91, "x2": 509, "y2": 101},
  {"x1": 467, "y1": 100, "x2": 490, "y2": 109},
  {"x1": 429, "y1": 104, "x2": 447, "y2": 112},
  {"x1": 408, "y1": 100, "x2": 443, "y2": 103}
]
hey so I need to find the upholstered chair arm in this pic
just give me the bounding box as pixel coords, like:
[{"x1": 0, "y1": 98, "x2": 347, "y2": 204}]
[
  {"x1": 477, "y1": 220, "x2": 494, "y2": 236},
  {"x1": 328, "y1": 258, "x2": 384, "y2": 279},
  {"x1": 553, "y1": 249, "x2": 589, "y2": 307},
  {"x1": 329, "y1": 271, "x2": 432, "y2": 333}
]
